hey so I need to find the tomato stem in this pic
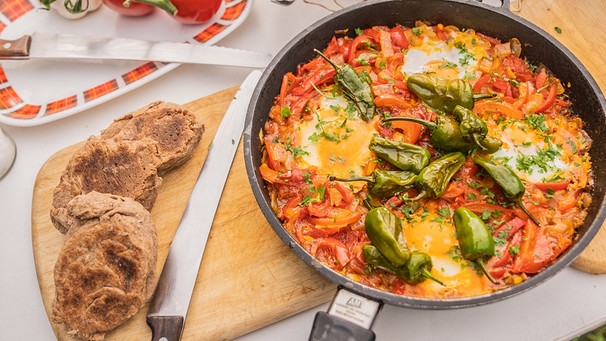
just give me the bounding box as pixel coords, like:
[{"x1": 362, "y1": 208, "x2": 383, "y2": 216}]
[{"x1": 127, "y1": 0, "x2": 177, "y2": 15}]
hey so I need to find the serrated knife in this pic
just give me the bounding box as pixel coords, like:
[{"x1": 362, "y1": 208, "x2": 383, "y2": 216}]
[
  {"x1": 146, "y1": 70, "x2": 262, "y2": 341},
  {"x1": 0, "y1": 32, "x2": 271, "y2": 68}
]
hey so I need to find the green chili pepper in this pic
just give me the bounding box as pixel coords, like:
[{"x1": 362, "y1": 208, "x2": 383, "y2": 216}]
[
  {"x1": 365, "y1": 207, "x2": 410, "y2": 266},
  {"x1": 315, "y1": 49, "x2": 375, "y2": 121},
  {"x1": 453, "y1": 206, "x2": 498, "y2": 284},
  {"x1": 406, "y1": 73, "x2": 494, "y2": 114},
  {"x1": 403, "y1": 251, "x2": 444, "y2": 284},
  {"x1": 409, "y1": 151, "x2": 465, "y2": 201},
  {"x1": 368, "y1": 136, "x2": 431, "y2": 173},
  {"x1": 477, "y1": 136, "x2": 503, "y2": 154},
  {"x1": 452, "y1": 105, "x2": 489, "y2": 148},
  {"x1": 331, "y1": 169, "x2": 416, "y2": 198},
  {"x1": 383, "y1": 116, "x2": 502, "y2": 154},
  {"x1": 385, "y1": 115, "x2": 470, "y2": 152},
  {"x1": 473, "y1": 157, "x2": 541, "y2": 226},
  {"x1": 363, "y1": 245, "x2": 444, "y2": 285}
]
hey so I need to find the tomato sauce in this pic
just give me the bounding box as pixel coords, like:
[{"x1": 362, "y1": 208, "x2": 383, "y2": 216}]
[{"x1": 259, "y1": 22, "x2": 593, "y2": 298}]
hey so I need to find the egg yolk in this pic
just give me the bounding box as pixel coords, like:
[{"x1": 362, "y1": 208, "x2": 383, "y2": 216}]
[
  {"x1": 404, "y1": 212, "x2": 488, "y2": 296},
  {"x1": 296, "y1": 96, "x2": 377, "y2": 178}
]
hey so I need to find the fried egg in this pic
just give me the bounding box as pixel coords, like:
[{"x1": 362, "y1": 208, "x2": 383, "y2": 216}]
[
  {"x1": 402, "y1": 29, "x2": 488, "y2": 79},
  {"x1": 295, "y1": 95, "x2": 377, "y2": 178},
  {"x1": 490, "y1": 123, "x2": 569, "y2": 183},
  {"x1": 404, "y1": 212, "x2": 486, "y2": 294}
]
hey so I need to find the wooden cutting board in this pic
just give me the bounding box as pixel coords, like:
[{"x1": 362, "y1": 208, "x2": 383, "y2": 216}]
[{"x1": 31, "y1": 86, "x2": 336, "y2": 341}]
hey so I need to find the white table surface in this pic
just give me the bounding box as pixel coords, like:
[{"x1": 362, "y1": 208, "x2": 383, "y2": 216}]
[{"x1": 1, "y1": 0, "x2": 606, "y2": 340}]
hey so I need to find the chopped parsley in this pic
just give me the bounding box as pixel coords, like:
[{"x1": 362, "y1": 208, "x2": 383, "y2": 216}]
[
  {"x1": 516, "y1": 141, "x2": 562, "y2": 174},
  {"x1": 439, "y1": 60, "x2": 458, "y2": 69},
  {"x1": 329, "y1": 152, "x2": 345, "y2": 163},
  {"x1": 454, "y1": 41, "x2": 476, "y2": 66},
  {"x1": 509, "y1": 245, "x2": 520, "y2": 256},
  {"x1": 525, "y1": 60, "x2": 538, "y2": 72},
  {"x1": 280, "y1": 106, "x2": 291, "y2": 118},
  {"x1": 299, "y1": 186, "x2": 326, "y2": 206},
  {"x1": 525, "y1": 113, "x2": 549, "y2": 133},
  {"x1": 299, "y1": 195, "x2": 315, "y2": 206},
  {"x1": 285, "y1": 138, "x2": 309, "y2": 158},
  {"x1": 566, "y1": 137, "x2": 578, "y2": 153},
  {"x1": 302, "y1": 171, "x2": 312, "y2": 184}
]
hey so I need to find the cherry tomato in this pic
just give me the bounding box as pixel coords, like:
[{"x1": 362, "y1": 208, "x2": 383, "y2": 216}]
[
  {"x1": 103, "y1": 0, "x2": 155, "y2": 16},
  {"x1": 169, "y1": 0, "x2": 222, "y2": 24}
]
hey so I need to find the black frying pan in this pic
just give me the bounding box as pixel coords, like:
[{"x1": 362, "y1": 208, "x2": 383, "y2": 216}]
[{"x1": 243, "y1": 0, "x2": 606, "y2": 337}]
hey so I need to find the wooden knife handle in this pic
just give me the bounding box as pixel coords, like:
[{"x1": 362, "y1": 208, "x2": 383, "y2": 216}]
[
  {"x1": 147, "y1": 315, "x2": 184, "y2": 341},
  {"x1": 0, "y1": 35, "x2": 31, "y2": 59}
]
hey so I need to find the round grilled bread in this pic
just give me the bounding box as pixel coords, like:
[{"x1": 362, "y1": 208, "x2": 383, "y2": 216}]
[
  {"x1": 51, "y1": 191, "x2": 157, "y2": 341},
  {"x1": 100, "y1": 101, "x2": 204, "y2": 174},
  {"x1": 50, "y1": 137, "x2": 163, "y2": 234},
  {"x1": 49, "y1": 101, "x2": 203, "y2": 340}
]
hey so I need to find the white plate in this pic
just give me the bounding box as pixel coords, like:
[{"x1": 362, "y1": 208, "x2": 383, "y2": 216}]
[{"x1": 0, "y1": 0, "x2": 252, "y2": 127}]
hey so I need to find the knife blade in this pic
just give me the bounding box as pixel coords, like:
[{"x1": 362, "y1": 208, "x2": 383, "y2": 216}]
[
  {"x1": 0, "y1": 32, "x2": 272, "y2": 68},
  {"x1": 146, "y1": 69, "x2": 262, "y2": 341}
]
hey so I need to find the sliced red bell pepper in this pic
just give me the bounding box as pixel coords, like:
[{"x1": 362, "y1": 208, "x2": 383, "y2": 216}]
[
  {"x1": 289, "y1": 90, "x2": 319, "y2": 119},
  {"x1": 374, "y1": 93, "x2": 415, "y2": 108},
  {"x1": 389, "y1": 26, "x2": 409, "y2": 49},
  {"x1": 333, "y1": 181, "x2": 355, "y2": 204},
  {"x1": 379, "y1": 29, "x2": 395, "y2": 57},
  {"x1": 494, "y1": 216, "x2": 527, "y2": 240},
  {"x1": 535, "y1": 68, "x2": 548, "y2": 89},
  {"x1": 292, "y1": 67, "x2": 336, "y2": 96},
  {"x1": 307, "y1": 196, "x2": 332, "y2": 217},
  {"x1": 259, "y1": 163, "x2": 281, "y2": 184},
  {"x1": 281, "y1": 194, "x2": 305, "y2": 222},
  {"x1": 307, "y1": 209, "x2": 361, "y2": 227},
  {"x1": 348, "y1": 34, "x2": 376, "y2": 66},
  {"x1": 473, "y1": 75, "x2": 491, "y2": 92},
  {"x1": 279, "y1": 72, "x2": 299, "y2": 106},
  {"x1": 473, "y1": 100, "x2": 524, "y2": 119},
  {"x1": 512, "y1": 220, "x2": 556, "y2": 274},
  {"x1": 534, "y1": 83, "x2": 557, "y2": 113},
  {"x1": 461, "y1": 202, "x2": 519, "y2": 221},
  {"x1": 441, "y1": 180, "x2": 467, "y2": 199},
  {"x1": 263, "y1": 138, "x2": 296, "y2": 171},
  {"x1": 310, "y1": 237, "x2": 352, "y2": 269},
  {"x1": 387, "y1": 119, "x2": 423, "y2": 144},
  {"x1": 533, "y1": 180, "x2": 570, "y2": 192},
  {"x1": 486, "y1": 229, "x2": 522, "y2": 279},
  {"x1": 513, "y1": 81, "x2": 530, "y2": 109}
]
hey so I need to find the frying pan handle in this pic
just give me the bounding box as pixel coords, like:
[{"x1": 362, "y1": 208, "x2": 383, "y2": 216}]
[
  {"x1": 470, "y1": 0, "x2": 520, "y2": 14},
  {"x1": 310, "y1": 311, "x2": 376, "y2": 341},
  {"x1": 308, "y1": 287, "x2": 383, "y2": 341},
  {"x1": 497, "y1": 0, "x2": 523, "y2": 14}
]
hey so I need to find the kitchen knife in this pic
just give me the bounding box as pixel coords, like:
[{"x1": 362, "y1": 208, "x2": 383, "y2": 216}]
[
  {"x1": 146, "y1": 69, "x2": 262, "y2": 341},
  {"x1": 0, "y1": 32, "x2": 272, "y2": 68}
]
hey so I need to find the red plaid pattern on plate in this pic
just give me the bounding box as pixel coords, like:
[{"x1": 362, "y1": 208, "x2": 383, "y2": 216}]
[{"x1": 0, "y1": 0, "x2": 33, "y2": 22}]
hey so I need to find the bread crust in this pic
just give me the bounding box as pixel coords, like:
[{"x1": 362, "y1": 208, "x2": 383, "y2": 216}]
[
  {"x1": 50, "y1": 137, "x2": 163, "y2": 234},
  {"x1": 100, "y1": 101, "x2": 204, "y2": 174},
  {"x1": 51, "y1": 192, "x2": 157, "y2": 341}
]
